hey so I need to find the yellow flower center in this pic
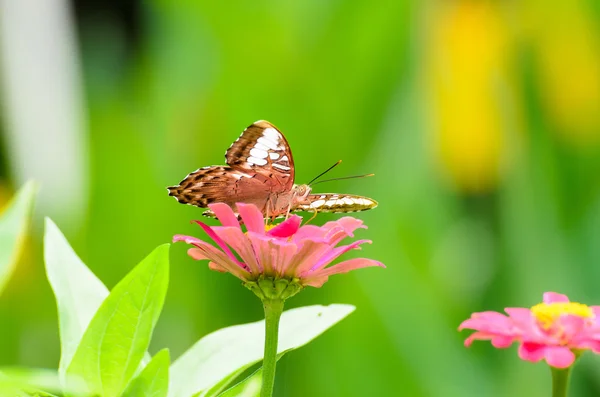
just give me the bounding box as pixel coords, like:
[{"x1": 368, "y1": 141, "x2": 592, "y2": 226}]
[
  {"x1": 243, "y1": 224, "x2": 276, "y2": 236},
  {"x1": 531, "y1": 302, "x2": 593, "y2": 330}
]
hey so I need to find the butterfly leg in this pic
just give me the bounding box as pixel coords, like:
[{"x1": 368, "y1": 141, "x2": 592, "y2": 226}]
[
  {"x1": 284, "y1": 203, "x2": 292, "y2": 220},
  {"x1": 265, "y1": 202, "x2": 271, "y2": 226},
  {"x1": 265, "y1": 198, "x2": 276, "y2": 226}
]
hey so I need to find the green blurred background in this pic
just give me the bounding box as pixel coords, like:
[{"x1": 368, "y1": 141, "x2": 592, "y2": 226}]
[{"x1": 2, "y1": 0, "x2": 600, "y2": 395}]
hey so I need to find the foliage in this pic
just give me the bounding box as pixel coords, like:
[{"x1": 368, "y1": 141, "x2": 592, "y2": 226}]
[
  {"x1": 0, "y1": 181, "x2": 36, "y2": 295},
  {"x1": 1, "y1": 218, "x2": 354, "y2": 396}
]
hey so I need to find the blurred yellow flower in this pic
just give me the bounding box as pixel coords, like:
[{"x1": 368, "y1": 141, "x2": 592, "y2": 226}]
[
  {"x1": 424, "y1": 0, "x2": 515, "y2": 193},
  {"x1": 526, "y1": 0, "x2": 600, "y2": 145}
]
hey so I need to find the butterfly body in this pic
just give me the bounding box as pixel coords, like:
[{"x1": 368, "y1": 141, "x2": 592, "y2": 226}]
[{"x1": 168, "y1": 120, "x2": 377, "y2": 218}]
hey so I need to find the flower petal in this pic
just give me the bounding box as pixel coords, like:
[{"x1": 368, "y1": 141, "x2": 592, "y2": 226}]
[
  {"x1": 335, "y1": 216, "x2": 367, "y2": 232},
  {"x1": 269, "y1": 239, "x2": 298, "y2": 276},
  {"x1": 581, "y1": 339, "x2": 600, "y2": 353},
  {"x1": 325, "y1": 217, "x2": 366, "y2": 245},
  {"x1": 459, "y1": 311, "x2": 514, "y2": 333},
  {"x1": 173, "y1": 234, "x2": 203, "y2": 245},
  {"x1": 504, "y1": 308, "x2": 532, "y2": 324},
  {"x1": 504, "y1": 308, "x2": 538, "y2": 335},
  {"x1": 518, "y1": 342, "x2": 546, "y2": 363},
  {"x1": 491, "y1": 335, "x2": 515, "y2": 348},
  {"x1": 246, "y1": 233, "x2": 275, "y2": 275},
  {"x1": 302, "y1": 257, "x2": 384, "y2": 285},
  {"x1": 208, "y1": 261, "x2": 228, "y2": 273},
  {"x1": 291, "y1": 218, "x2": 366, "y2": 246},
  {"x1": 463, "y1": 331, "x2": 496, "y2": 347},
  {"x1": 291, "y1": 225, "x2": 330, "y2": 244},
  {"x1": 188, "y1": 247, "x2": 209, "y2": 261},
  {"x1": 212, "y1": 226, "x2": 262, "y2": 274},
  {"x1": 305, "y1": 239, "x2": 372, "y2": 274},
  {"x1": 283, "y1": 240, "x2": 331, "y2": 278},
  {"x1": 268, "y1": 215, "x2": 302, "y2": 238},
  {"x1": 174, "y1": 205, "x2": 382, "y2": 292},
  {"x1": 544, "y1": 347, "x2": 576, "y2": 368},
  {"x1": 321, "y1": 226, "x2": 352, "y2": 246},
  {"x1": 293, "y1": 224, "x2": 347, "y2": 247},
  {"x1": 247, "y1": 232, "x2": 298, "y2": 277},
  {"x1": 192, "y1": 220, "x2": 244, "y2": 266},
  {"x1": 237, "y1": 203, "x2": 265, "y2": 234},
  {"x1": 302, "y1": 276, "x2": 329, "y2": 288},
  {"x1": 185, "y1": 240, "x2": 251, "y2": 281},
  {"x1": 557, "y1": 314, "x2": 588, "y2": 341},
  {"x1": 208, "y1": 203, "x2": 241, "y2": 228},
  {"x1": 544, "y1": 292, "x2": 570, "y2": 304}
]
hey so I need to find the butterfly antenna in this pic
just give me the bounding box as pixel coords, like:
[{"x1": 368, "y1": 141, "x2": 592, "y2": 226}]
[
  {"x1": 308, "y1": 160, "x2": 342, "y2": 186},
  {"x1": 310, "y1": 173, "x2": 374, "y2": 186}
]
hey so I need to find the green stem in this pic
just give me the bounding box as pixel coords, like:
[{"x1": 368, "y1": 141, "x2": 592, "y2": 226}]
[
  {"x1": 261, "y1": 298, "x2": 284, "y2": 397},
  {"x1": 551, "y1": 366, "x2": 572, "y2": 397}
]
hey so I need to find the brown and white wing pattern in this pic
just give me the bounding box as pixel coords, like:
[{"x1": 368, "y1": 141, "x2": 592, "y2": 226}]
[
  {"x1": 225, "y1": 120, "x2": 295, "y2": 192},
  {"x1": 167, "y1": 120, "x2": 296, "y2": 215},
  {"x1": 167, "y1": 166, "x2": 264, "y2": 208},
  {"x1": 293, "y1": 194, "x2": 378, "y2": 213}
]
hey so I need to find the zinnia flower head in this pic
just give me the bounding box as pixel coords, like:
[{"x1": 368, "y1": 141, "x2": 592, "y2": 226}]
[
  {"x1": 459, "y1": 292, "x2": 600, "y2": 368},
  {"x1": 174, "y1": 202, "x2": 384, "y2": 300}
]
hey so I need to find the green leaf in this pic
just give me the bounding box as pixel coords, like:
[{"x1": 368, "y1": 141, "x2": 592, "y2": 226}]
[
  {"x1": 0, "y1": 181, "x2": 36, "y2": 295},
  {"x1": 212, "y1": 353, "x2": 286, "y2": 397},
  {"x1": 0, "y1": 388, "x2": 32, "y2": 397},
  {"x1": 43, "y1": 218, "x2": 110, "y2": 378},
  {"x1": 0, "y1": 367, "x2": 87, "y2": 397},
  {"x1": 217, "y1": 367, "x2": 262, "y2": 397},
  {"x1": 122, "y1": 349, "x2": 170, "y2": 397},
  {"x1": 201, "y1": 368, "x2": 247, "y2": 397},
  {"x1": 0, "y1": 369, "x2": 32, "y2": 397},
  {"x1": 66, "y1": 244, "x2": 170, "y2": 397},
  {"x1": 169, "y1": 304, "x2": 355, "y2": 397}
]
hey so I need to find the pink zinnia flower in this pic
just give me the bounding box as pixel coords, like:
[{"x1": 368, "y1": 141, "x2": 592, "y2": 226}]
[
  {"x1": 459, "y1": 292, "x2": 600, "y2": 368},
  {"x1": 174, "y1": 202, "x2": 384, "y2": 300}
]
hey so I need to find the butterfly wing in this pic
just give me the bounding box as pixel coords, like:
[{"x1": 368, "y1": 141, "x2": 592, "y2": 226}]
[
  {"x1": 293, "y1": 194, "x2": 378, "y2": 213},
  {"x1": 225, "y1": 120, "x2": 295, "y2": 193},
  {"x1": 168, "y1": 120, "x2": 295, "y2": 215},
  {"x1": 167, "y1": 166, "x2": 273, "y2": 211}
]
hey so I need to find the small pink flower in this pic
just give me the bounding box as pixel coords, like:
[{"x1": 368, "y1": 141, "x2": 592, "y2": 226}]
[
  {"x1": 459, "y1": 292, "x2": 600, "y2": 368},
  {"x1": 174, "y1": 202, "x2": 384, "y2": 299}
]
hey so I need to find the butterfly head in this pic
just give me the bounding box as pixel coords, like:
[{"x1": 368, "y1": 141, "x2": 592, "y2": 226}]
[{"x1": 292, "y1": 184, "x2": 312, "y2": 201}]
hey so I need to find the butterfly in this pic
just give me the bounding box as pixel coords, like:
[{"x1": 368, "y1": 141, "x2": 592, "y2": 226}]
[{"x1": 167, "y1": 120, "x2": 378, "y2": 219}]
